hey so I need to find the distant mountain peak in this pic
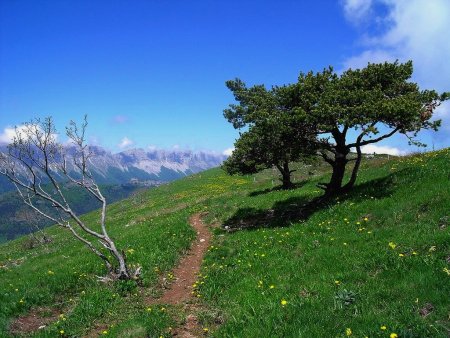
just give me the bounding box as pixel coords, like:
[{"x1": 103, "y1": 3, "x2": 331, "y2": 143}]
[{"x1": 0, "y1": 144, "x2": 227, "y2": 191}]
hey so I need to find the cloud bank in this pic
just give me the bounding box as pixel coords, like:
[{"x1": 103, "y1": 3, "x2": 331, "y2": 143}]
[
  {"x1": 0, "y1": 125, "x2": 58, "y2": 145},
  {"x1": 341, "y1": 0, "x2": 450, "y2": 91},
  {"x1": 118, "y1": 137, "x2": 134, "y2": 149},
  {"x1": 222, "y1": 147, "x2": 234, "y2": 156},
  {"x1": 360, "y1": 144, "x2": 406, "y2": 156},
  {"x1": 0, "y1": 126, "x2": 18, "y2": 144},
  {"x1": 341, "y1": 0, "x2": 450, "y2": 149}
]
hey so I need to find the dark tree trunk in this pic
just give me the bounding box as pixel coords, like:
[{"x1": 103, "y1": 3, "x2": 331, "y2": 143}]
[
  {"x1": 277, "y1": 161, "x2": 294, "y2": 189},
  {"x1": 325, "y1": 147, "x2": 349, "y2": 196},
  {"x1": 342, "y1": 143, "x2": 362, "y2": 193}
]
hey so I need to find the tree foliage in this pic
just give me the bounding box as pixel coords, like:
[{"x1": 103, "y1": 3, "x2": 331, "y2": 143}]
[
  {"x1": 223, "y1": 61, "x2": 448, "y2": 195},
  {"x1": 297, "y1": 61, "x2": 448, "y2": 195},
  {"x1": 223, "y1": 80, "x2": 317, "y2": 188}
]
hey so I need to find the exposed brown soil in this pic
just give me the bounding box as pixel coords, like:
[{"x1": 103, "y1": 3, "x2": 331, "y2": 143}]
[
  {"x1": 171, "y1": 311, "x2": 201, "y2": 338},
  {"x1": 154, "y1": 212, "x2": 211, "y2": 305},
  {"x1": 9, "y1": 306, "x2": 61, "y2": 335},
  {"x1": 144, "y1": 212, "x2": 212, "y2": 337},
  {"x1": 11, "y1": 213, "x2": 213, "y2": 337}
]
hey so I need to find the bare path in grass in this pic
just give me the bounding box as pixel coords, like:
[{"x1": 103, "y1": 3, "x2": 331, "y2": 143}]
[
  {"x1": 9, "y1": 306, "x2": 61, "y2": 335},
  {"x1": 157, "y1": 212, "x2": 211, "y2": 305},
  {"x1": 147, "y1": 212, "x2": 212, "y2": 337}
]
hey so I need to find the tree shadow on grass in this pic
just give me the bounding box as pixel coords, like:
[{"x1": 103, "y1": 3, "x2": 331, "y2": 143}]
[
  {"x1": 223, "y1": 170, "x2": 408, "y2": 231},
  {"x1": 248, "y1": 181, "x2": 308, "y2": 197}
]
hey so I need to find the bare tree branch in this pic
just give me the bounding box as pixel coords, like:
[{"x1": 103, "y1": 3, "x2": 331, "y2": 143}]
[
  {"x1": 347, "y1": 127, "x2": 400, "y2": 149},
  {"x1": 0, "y1": 116, "x2": 134, "y2": 280}
]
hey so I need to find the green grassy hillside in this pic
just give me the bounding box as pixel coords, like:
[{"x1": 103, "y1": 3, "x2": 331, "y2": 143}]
[
  {"x1": 0, "y1": 149, "x2": 449, "y2": 337},
  {"x1": 0, "y1": 184, "x2": 143, "y2": 243}
]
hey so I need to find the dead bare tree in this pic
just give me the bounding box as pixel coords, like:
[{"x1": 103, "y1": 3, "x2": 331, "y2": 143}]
[{"x1": 0, "y1": 116, "x2": 140, "y2": 281}]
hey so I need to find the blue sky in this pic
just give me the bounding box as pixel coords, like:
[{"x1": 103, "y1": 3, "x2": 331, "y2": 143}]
[{"x1": 1, "y1": 0, "x2": 449, "y2": 155}]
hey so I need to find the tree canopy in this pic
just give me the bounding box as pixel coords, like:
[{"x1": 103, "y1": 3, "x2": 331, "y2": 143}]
[
  {"x1": 223, "y1": 80, "x2": 317, "y2": 188},
  {"x1": 224, "y1": 61, "x2": 448, "y2": 195},
  {"x1": 298, "y1": 61, "x2": 448, "y2": 195}
]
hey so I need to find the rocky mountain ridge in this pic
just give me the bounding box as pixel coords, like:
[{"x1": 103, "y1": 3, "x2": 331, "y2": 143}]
[{"x1": 0, "y1": 145, "x2": 227, "y2": 191}]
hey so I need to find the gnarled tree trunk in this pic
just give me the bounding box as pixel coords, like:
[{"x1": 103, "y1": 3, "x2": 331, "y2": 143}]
[{"x1": 276, "y1": 160, "x2": 295, "y2": 189}]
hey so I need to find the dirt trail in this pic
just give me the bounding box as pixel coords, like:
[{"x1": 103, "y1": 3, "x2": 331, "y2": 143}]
[
  {"x1": 158, "y1": 212, "x2": 211, "y2": 305},
  {"x1": 9, "y1": 306, "x2": 61, "y2": 335},
  {"x1": 11, "y1": 213, "x2": 212, "y2": 337},
  {"x1": 146, "y1": 212, "x2": 212, "y2": 337}
]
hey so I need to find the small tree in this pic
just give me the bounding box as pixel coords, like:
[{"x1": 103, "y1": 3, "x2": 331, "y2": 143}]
[
  {"x1": 223, "y1": 80, "x2": 317, "y2": 188},
  {"x1": 223, "y1": 117, "x2": 316, "y2": 189},
  {"x1": 295, "y1": 61, "x2": 448, "y2": 195},
  {"x1": 0, "y1": 116, "x2": 139, "y2": 280}
]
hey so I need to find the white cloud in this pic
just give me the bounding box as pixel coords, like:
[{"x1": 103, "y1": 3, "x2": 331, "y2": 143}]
[
  {"x1": 341, "y1": 0, "x2": 450, "y2": 91},
  {"x1": 342, "y1": 49, "x2": 396, "y2": 70},
  {"x1": 0, "y1": 124, "x2": 58, "y2": 145},
  {"x1": 434, "y1": 100, "x2": 450, "y2": 120},
  {"x1": 118, "y1": 137, "x2": 134, "y2": 149},
  {"x1": 222, "y1": 147, "x2": 234, "y2": 156},
  {"x1": 0, "y1": 126, "x2": 18, "y2": 144},
  {"x1": 342, "y1": 0, "x2": 373, "y2": 23},
  {"x1": 88, "y1": 135, "x2": 102, "y2": 146},
  {"x1": 341, "y1": 0, "x2": 450, "y2": 148},
  {"x1": 360, "y1": 144, "x2": 407, "y2": 156},
  {"x1": 433, "y1": 101, "x2": 450, "y2": 133},
  {"x1": 112, "y1": 115, "x2": 129, "y2": 124}
]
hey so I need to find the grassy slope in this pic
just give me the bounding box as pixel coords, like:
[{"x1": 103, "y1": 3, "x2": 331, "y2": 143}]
[
  {"x1": 0, "y1": 149, "x2": 449, "y2": 337},
  {"x1": 0, "y1": 184, "x2": 142, "y2": 243}
]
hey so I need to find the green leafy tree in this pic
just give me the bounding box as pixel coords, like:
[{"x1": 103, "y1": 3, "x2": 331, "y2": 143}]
[
  {"x1": 295, "y1": 61, "x2": 448, "y2": 195},
  {"x1": 224, "y1": 61, "x2": 447, "y2": 196},
  {"x1": 223, "y1": 80, "x2": 317, "y2": 189}
]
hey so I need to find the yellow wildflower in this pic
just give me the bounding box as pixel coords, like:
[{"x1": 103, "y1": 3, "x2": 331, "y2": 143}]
[
  {"x1": 281, "y1": 299, "x2": 287, "y2": 306},
  {"x1": 388, "y1": 242, "x2": 396, "y2": 249},
  {"x1": 390, "y1": 333, "x2": 398, "y2": 338},
  {"x1": 346, "y1": 327, "x2": 352, "y2": 336},
  {"x1": 381, "y1": 325, "x2": 387, "y2": 330}
]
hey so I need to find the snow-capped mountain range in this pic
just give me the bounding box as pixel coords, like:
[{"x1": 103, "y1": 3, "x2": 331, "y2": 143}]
[
  {"x1": 0, "y1": 145, "x2": 227, "y2": 192},
  {"x1": 86, "y1": 146, "x2": 227, "y2": 183}
]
